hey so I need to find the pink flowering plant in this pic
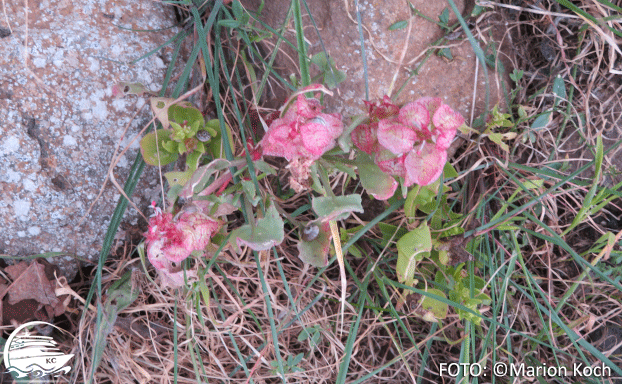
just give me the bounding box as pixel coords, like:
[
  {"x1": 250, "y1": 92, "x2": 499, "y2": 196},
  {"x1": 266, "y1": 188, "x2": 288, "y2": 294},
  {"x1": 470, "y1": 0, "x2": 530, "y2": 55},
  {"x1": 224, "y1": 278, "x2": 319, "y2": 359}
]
[
  {"x1": 351, "y1": 96, "x2": 465, "y2": 199},
  {"x1": 144, "y1": 204, "x2": 220, "y2": 272},
  {"x1": 130, "y1": 77, "x2": 472, "y2": 302},
  {"x1": 261, "y1": 88, "x2": 343, "y2": 162},
  {"x1": 260, "y1": 84, "x2": 345, "y2": 194}
]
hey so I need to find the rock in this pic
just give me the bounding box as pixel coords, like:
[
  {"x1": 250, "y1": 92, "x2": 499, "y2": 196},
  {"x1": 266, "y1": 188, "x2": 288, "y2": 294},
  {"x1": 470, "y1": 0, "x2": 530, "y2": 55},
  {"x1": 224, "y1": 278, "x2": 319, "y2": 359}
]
[
  {"x1": 0, "y1": 0, "x2": 178, "y2": 279},
  {"x1": 242, "y1": 0, "x2": 509, "y2": 122}
]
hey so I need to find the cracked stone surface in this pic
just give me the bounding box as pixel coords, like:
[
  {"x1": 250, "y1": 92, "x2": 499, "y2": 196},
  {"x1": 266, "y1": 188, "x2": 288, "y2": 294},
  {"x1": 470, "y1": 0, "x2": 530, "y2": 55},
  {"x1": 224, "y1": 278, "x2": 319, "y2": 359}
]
[{"x1": 0, "y1": 0, "x2": 178, "y2": 279}]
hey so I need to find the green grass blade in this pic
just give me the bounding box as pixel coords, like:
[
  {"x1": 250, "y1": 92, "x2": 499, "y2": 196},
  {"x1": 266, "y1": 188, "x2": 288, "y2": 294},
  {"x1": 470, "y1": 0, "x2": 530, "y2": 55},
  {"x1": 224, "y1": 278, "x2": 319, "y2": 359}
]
[
  {"x1": 210, "y1": 280, "x2": 254, "y2": 381},
  {"x1": 416, "y1": 322, "x2": 438, "y2": 384},
  {"x1": 254, "y1": 251, "x2": 287, "y2": 383},
  {"x1": 510, "y1": 280, "x2": 622, "y2": 377},
  {"x1": 555, "y1": 0, "x2": 622, "y2": 38},
  {"x1": 293, "y1": 0, "x2": 310, "y2": 87},
  {"x1": 335, "y1": 273, "x2": 369, "y2": 384},
  {"x1": 562, "y1": 135, "x2": 604, "y2": 235}
]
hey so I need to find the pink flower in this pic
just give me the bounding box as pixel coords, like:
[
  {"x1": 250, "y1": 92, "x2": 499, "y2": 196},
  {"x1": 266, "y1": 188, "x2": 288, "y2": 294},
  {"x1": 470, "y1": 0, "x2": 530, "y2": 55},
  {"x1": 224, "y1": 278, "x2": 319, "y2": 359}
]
[
  {"x1": 375, "y1": 149, "x2": 407, "y2": 178},
  {"x1": 300, "y1": 114, "x2": 343, "y2": 157},
  {"x1": 432, "y1": 104, "x2": 464, "y2": 150},
  {"x1": 404, "y1": 142, "x2": 447, "y2": 186},
  {"x1": 416, "y1": 97, "x2": 443, "y2": 115},
  {"x1": 365, "y1": 95, "x2": 400, "y2": 121},
  {"x1": 377, "y1": 118, "x2": 416, "y2": 155},
  {"x1": 260, "y1": 118, "x2": 302, "y2": 160},
  {"x1": 176, "y1": 211, "x2": 220, "y2": 255},
  {"x1": 398, "y1": 99, "x2": 431, "y2": 131},
  {"x1": 261, "y1": 88, "x2": 344, "y2": 161},
  {"x1": 350, "y1": 122, "x2": 379, "y2": 155},
  {"x1": 352, "y1": 96, "x2": 464, "y2": 189},
  {"x1": 296, "y1": 94, "x2": 322, "y2": 118},
  {"x1": 145, "y1": 209, "x2": 220, "y2": 270},
  {"x1": 370, "y1": 177, "x2": 399, "y2": 200}
]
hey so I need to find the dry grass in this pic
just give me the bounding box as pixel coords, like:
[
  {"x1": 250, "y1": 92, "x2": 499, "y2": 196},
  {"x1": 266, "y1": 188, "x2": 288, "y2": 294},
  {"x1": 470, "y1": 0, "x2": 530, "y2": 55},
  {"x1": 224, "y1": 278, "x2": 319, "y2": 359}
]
[{"x1": 70, "y1": 242, "x2": 426, "y2": 383}]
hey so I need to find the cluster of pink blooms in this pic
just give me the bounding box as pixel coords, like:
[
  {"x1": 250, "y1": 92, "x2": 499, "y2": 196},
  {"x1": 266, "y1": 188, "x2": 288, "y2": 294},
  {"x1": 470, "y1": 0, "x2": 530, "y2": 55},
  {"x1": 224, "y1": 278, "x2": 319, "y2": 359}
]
[
  {"x1": 145, "y1": 205, "x2": 220, "y2": 271},
  {"x1": 261, "y1": 92, "x2": 344, "y2": 161},
  {"x1": 352, "y1": 96, "x2": 464, "y2": 188}
]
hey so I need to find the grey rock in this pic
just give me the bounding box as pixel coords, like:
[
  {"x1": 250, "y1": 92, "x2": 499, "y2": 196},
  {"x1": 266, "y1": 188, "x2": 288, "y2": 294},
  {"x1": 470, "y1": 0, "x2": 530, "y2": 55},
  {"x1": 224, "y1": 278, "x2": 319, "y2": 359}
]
[{"x1": 0, "y1": 0, "x2": 178, "y2": 279}]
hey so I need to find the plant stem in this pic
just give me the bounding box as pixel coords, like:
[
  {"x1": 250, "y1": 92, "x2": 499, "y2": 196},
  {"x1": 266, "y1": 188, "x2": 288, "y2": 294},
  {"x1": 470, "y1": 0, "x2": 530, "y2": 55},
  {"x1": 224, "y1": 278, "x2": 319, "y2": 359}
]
[
  {"x1": 318, "y1": 164, "x2": 336, "y2": 198},
  {"x1": 339, "y1": 114, "x2": 368, "y2": 152},
  {"x1": 275, "y1": 204, "x2": 304, "y2": 229}
]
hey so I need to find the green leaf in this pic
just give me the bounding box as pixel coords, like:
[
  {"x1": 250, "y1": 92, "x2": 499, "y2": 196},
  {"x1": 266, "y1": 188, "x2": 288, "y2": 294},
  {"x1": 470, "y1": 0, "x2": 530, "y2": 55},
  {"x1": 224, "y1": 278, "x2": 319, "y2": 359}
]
[
  {"x1": 487, "y1": 132, "x2": 510, "y2": 152},
  {"x1": 552, "y1": 75, "x2": 566, "y2": 108},
  {"x1": 196, "y1": 141, "x2": 206, "y2": 153},
  {"x1": 161, "y1": 139, "x2": 178, "y2": 154},
  {"x1": 206, "y1": 119, "x2": 235, "y2": 158},
  {"x1": 112, "y1": 81, "x2": 157, "y2": 97},
  {"x1": 297, "y1": 223, "x2": 332, "y2": 267},
  {"x1": 378, "y1": 222, "x2": 409, "y2": 248},
  {"x1": 169, "y1": 104, "x2": 204, "y2": 141},
  {"x1": 293, "y1": 0, "x2": 311, "y2": 89},
  {"x1": 310, "y1": 329, "x2": 321, "y2": 347},
  {"x1": 450, "y1": 273, "x2": 491, "y2": 324},
  {"x1": 310, "y1": 52, "x2": 328, "y2": 68},
  {"x1": 482, "y1": 108, "x2": 518, "y2": 152},
  {"x1": 298, "y1": 328, "x2": 310, "y2": 342},
  {"x1": 177, "y1": 140, "x2": 187, "y2": 154},
  {"x1": 323, "y1": 67, "x2": 346, "y2": 89},
  {"x1": 252, "y1": 160, "x2": 277, "y2": 175},
  {"x1": 186, "y1": 150, "x2": 202, "y2": 172},
  {"x1": 389, "y1": 20, "x2": 408, "y2": 30},
  {"x1": 439, "y1": 8, "x2": 450, "y2": 25},
  {"x1": 531, "y1": 111, "x2": 551, "y2": 129},
  {"x1": 396, "y1": 222, "x2": 432, "y2": 286},
  {"x1": 356, "y1": 152, "x2": 398, "y2": 200},
  {"x1": 218, "y1": 19, "x2": 241, "y2": 29},
  {"x1": 166, "y1": 184, "x2": 184, "y2": 204},
  {"x1": 232, "y1": 0, "x2": 244, "y2": 18},
  {"x1": 518, "y1": 105, "x2": 527, "y2": 119},
  {"x1": 595, "y1": 134, "x2": 603, "y2": 181},
  {"x1": 291, "y1": 353, "x2": 304, "y2": 366},
  {"x1": 564, "y1": 134, "x2": 605, "y2": 235},
  {"x1": 312, "y1": 194, "x2": 364, "y2": 222},
  {"x1": 170, "y1": 121, "x2": 187, "y2": 141},
  {"x1": 486, "y1": 105, "x2": 513, "y2": 129},
  {"x1": 150, "y1": 97, "x2": 174, "y2": 129},
  {"x1": 139, "y1": 130, "x2": 178, "y2": 166},
  {"x1": 92, "y1": 271, "x2": 139, "y2": 373},
  {"x1": 164, "y1": 170, "x2": 194, "y2": 188},
  {"x1": 310, "y1": 52, "x2": 346, "y2": 89},
  {"x1": 438, "y1": 249, "x2": 449, "y2": 265},
  {"x1": 205, "y1": 124, "x2": 218, "y2": 137},
  {"x1": 242, "y1": 179, "x2": 261, "y2": 207},
  {"x1": 404, "y1": 184, "x2": 436, "y2": 218},
  {"x1": 418, "y1": 288, "x2": 448, "y2": 321},
  {"x1": 231, "y1": 204, "x2": 285, "y2": 251},
  {"x1": 509, "y1": 69, "x2": 524, "y2": 82},
  {"x1": 443, "y1": 162, "x2": 458, "y2": 179},
  {"x1": 179, "y1": 159, "x2": 233, "y2": 199},
  {"x1": 106, "y1": 270, "x2": 139, "y2": 312},
  {"x1": 333, "y1": 161, "x2": 357, "y2": 179},
  {"x1": 437, "y1": 47, "x2": 453, "y2": 60},
  {"x1": 339, "y1": 226, "x2": 364, "y2": 258}
]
